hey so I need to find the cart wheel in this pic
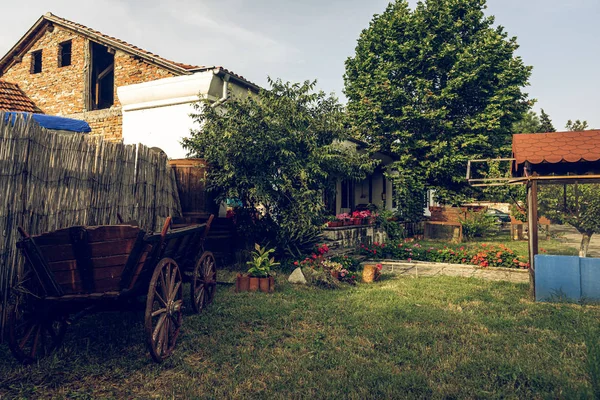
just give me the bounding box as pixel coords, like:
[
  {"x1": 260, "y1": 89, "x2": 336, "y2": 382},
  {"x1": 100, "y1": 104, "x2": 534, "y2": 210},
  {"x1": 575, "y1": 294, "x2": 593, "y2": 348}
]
[
  {"x1": 145, "y1": 257, "x2": 183, "y2": 363},
  {"x1": 191, "y1": 251, "x2": 217, "y2": 313},
  {"x1": 8, "y1": 296, "x2": 67, "y2": 364}
]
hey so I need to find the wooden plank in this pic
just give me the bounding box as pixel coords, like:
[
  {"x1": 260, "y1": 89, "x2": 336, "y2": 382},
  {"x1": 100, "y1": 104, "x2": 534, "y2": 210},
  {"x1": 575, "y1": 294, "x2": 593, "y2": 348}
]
[
  {"x1": 89, "y1": 239, "x2": 136, "y2": 257},
  {"x1": 527, "y1": 180, "x2": 539, "y2": 299},
  {"x1": 33, "y1": 228, "x2": 77, "y2": 246},
  {"x1": 86, "y1": 225, "x2": 141, "y2": 243},
  {"x1": 39, "y1": 244, "x2": 75, "y2": 262}
]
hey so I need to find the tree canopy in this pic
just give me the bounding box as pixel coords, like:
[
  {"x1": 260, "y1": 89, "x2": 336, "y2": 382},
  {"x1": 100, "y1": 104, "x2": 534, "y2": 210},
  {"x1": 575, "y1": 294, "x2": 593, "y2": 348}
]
[
  {"x1": 344, "y1": 0, "x2": 532, "y2": 205},
  {"x1": 566, "y1": 119, "x2": 589, "y2": 131},
  {"x1": 183, "y1": 78, "x2": 375, "y2": 254}
]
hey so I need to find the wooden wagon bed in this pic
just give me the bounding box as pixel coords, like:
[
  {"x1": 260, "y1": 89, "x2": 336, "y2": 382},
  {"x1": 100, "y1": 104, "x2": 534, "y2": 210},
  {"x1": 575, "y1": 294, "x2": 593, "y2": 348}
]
[{"x1": 8, "y1": 215, "x2": 217, "y2": 364}]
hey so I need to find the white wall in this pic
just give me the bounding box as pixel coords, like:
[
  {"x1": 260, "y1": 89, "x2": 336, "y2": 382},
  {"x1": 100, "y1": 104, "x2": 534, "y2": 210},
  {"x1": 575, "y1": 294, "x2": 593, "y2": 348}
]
[
  {"x1": 121, "y1": 102, "x2": 197, "y2": 159},
  {"x1": 117, "y1": 71, "x2": 252, "y2": 159}
]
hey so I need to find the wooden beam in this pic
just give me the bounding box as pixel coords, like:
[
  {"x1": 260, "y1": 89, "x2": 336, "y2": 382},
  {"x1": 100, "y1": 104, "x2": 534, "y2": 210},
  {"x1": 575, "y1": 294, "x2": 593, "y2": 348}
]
[
  {"x1": 527, "y1": 180, "x2": 539, "y2": 299},
  {"x1": 97, "y1": 62, "x2": 114, "y2": 81}
]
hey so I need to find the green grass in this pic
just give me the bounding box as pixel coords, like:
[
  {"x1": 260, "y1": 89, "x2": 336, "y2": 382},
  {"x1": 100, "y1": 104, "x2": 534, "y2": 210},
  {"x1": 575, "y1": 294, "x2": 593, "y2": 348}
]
[
  {"x1": 1, "y1": 272, "x2": 599, "y2": 399},
  {"x1": 419, "y1": 229, "x2": 579, "y2": 257}
]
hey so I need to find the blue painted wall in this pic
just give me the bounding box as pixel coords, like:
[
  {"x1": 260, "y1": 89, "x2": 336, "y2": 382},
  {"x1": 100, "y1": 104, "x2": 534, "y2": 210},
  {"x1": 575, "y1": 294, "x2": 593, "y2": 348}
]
[{"x1": 535, "y1": 255, "x2": 600, "y2": 302}]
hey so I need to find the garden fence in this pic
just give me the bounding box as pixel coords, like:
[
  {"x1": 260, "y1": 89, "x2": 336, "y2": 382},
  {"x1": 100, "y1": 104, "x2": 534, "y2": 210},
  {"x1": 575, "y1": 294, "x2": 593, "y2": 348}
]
[{"x1": 0, "y1": 113, "x2": 182, "y2": 334}]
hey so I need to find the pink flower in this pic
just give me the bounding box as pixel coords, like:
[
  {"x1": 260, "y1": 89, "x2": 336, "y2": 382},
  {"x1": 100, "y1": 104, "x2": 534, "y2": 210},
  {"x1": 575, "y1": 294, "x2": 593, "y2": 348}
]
[
  {"x1": 376, "y1": 264, "x2": 382, "y2": 271},
  {"x1": 407, "y1": 258, "x2": 412, "y2": 262},
  {"x1": 293, "y1": 261, "x2": 299, "y2": 266}
]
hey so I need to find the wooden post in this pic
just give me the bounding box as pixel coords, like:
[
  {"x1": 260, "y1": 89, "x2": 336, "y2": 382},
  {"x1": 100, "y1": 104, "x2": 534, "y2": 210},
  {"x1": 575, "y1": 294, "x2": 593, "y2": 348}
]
[{"x1": 527, "y1": 180, "x2": 539, "y2": 299}]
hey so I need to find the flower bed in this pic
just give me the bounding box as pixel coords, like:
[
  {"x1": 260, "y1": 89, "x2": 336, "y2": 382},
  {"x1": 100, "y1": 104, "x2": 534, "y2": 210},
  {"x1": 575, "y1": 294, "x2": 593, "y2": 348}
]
[
  {"x1": 293, "y1": 244, "x2": 360, "y2": 286},
  {"x1": 358, "y1": 240, "x2": 530, "y2": 269}
]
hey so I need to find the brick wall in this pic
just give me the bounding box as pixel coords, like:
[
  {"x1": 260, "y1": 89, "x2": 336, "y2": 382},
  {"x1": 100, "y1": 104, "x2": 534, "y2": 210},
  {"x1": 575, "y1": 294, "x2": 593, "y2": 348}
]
[{"x1": 1, "y1": 25, "x2": 177, "y2": 139}]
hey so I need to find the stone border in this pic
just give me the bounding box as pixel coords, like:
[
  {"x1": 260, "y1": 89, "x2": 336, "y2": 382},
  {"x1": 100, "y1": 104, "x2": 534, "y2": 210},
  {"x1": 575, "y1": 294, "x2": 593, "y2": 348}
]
[{"x1": 361, "y1": 259, "x2": 529, "y2": 283}]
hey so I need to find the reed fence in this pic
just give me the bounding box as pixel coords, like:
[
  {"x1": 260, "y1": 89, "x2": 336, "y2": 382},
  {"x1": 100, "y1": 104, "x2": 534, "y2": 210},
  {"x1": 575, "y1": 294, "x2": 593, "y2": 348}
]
[{"x1": 0, "y1": 113, "x2": 181, "y2": 332}]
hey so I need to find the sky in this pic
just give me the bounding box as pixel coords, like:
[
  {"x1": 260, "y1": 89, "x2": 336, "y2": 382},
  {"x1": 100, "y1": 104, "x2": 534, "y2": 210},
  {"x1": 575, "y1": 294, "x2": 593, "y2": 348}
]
[{"x1": 0, "y1": 0, "x2": 598, "y2": 130}]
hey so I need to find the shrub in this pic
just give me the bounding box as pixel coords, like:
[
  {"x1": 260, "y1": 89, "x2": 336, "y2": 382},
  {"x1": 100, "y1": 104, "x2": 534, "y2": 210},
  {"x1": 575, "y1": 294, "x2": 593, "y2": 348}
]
[
  {"x1": 459, "y1": 210, "x2": 498, "y2": 240},
  {"x1": 358, "y1": 240, "x2": 529, "y2": 269}
]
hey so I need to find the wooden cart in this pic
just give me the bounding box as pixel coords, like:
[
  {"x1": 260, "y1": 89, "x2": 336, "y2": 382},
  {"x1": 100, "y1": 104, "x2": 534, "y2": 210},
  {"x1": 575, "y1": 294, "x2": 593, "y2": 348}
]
[{"x1": 8, "y1": 215, "x2": 216, "y2": 364}]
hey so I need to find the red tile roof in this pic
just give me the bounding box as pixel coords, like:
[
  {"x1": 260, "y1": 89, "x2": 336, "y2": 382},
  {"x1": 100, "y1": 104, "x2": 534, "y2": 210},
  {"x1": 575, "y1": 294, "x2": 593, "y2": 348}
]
[
  {"x1": 0, "y1": 13, "x2": 260, "y2": 90},
  {"x1": 512, "y1": 130, "x2": 600, "y2": 165},
  {"x1": 0, "y1": 80, "x2": 39, "y2": 112},
  {"x1": 45, "y1": 13, "x2": 204, "y2": 72}
]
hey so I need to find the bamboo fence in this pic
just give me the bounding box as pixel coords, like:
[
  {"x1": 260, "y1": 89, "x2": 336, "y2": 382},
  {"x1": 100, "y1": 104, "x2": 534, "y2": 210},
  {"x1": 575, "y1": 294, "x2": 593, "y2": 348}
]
[{"x1": 0, "y1": 112, "x2": 181, "y2": 333}]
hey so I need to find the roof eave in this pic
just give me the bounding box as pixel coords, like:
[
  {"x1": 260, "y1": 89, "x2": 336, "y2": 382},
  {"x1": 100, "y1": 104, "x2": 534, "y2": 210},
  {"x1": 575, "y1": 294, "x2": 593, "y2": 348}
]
[
  {"x1": 0, "y1": 15, "x2": 47, "y2": 76},
  {"x1": 43, "y1": 14, "x2": 191, "y2": 76},
  {"x1": 0, "y1": 14, "x2": 193, "y2": 77}
]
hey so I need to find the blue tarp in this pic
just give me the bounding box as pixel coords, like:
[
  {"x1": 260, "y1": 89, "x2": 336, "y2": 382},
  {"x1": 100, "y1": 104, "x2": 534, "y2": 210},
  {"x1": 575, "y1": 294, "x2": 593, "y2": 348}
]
[{"x1": 2, "y1": 112, "x2": 91, "y2": 133}]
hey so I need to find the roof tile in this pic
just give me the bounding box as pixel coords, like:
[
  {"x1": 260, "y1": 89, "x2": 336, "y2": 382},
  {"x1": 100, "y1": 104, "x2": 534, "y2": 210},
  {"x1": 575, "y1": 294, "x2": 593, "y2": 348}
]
[
  {"x1": 0, "y1": 80, "x2": 39, "y2": 112},
  {"x1": 513, "y1": 130, "x2": 600, "y2": 166}
]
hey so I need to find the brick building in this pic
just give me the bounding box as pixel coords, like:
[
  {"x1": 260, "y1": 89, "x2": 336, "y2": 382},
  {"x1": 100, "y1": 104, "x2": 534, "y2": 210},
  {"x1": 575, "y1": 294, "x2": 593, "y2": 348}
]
[{"x1": 0, "y1": 13, "x2": 254, "y2": 140}]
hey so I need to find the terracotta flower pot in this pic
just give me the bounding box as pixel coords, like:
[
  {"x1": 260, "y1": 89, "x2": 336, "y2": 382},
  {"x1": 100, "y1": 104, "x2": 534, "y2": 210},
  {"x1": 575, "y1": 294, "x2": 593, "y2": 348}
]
[
  {"x1": 259, "y1": 277, "x2": 271, "y2": 293},
  {"x1": 269, "y1": 276, "x2": 275, "y2": 293},
  {"x1": 330, "y1": 270, "x2": 340, "y2": 280},
  {"x1": 344, "y1": 220, "x2": 353, "y2": 226},
  {"x1": 249, "y1": 277, "x2": 260, "y2": 292},
  {"x1": 236, "y1": 274, "x2": 250, "y2": 292}
]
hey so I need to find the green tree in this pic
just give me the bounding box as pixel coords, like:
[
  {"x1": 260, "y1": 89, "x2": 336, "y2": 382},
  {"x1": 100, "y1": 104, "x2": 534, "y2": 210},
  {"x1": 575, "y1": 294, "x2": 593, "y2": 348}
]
[
  {"x1": 183, "y1": 78, "x2": 375, "y2": 255},
  {"x1": 539, "y1": 183, "x2": 600, "y2": 257},
  {"x1": 344, "y1": 0, "x2": 532, "y2": 207},
  {"x1": 566, "y1": 119, "x2": 589, "y2": 131},
  {"x1": 513, "y1": 110, "x2": 541, "y2": 134},
  {"x1": 539, "y1": 109, "x2": 555, "y2": 132}
]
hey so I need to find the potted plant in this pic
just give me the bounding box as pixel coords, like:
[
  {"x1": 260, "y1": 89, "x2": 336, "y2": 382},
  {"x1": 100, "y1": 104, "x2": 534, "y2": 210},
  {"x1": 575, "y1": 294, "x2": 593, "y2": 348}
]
[
  {"x1": 323, "y1": 260, "x2": 343, "y2": 279},
  {"x1": 337, "y1": 213, "x2": 352, "y2": 226},
  {"x1": 326, "y1": 215, "x2": 342, "y2": 228},
  {"x1": 236, "y1": 243, "x2": 279, "y2": 293}
]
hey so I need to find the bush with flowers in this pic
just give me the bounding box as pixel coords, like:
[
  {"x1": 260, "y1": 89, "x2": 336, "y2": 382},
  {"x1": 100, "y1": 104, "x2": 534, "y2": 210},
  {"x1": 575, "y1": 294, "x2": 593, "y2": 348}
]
[
  {"x1": 358, "y1": 240, "x2": 530, "y2": 269},
  {"x1": 292, "y1": 244, "x2": 361, "y2": 287}
]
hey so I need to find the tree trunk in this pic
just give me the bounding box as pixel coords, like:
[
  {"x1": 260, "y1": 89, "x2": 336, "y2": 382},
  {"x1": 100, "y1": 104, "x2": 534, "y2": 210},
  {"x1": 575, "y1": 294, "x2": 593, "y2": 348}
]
[{"x1": 579, "y1": 233, "x2": 592, "y2": 257}]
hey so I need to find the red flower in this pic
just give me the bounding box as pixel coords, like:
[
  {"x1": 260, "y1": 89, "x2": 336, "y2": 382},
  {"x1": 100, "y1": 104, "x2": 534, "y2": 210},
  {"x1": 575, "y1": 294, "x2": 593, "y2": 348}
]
[{"x1": 293, "y1": 261, "x2": 299, "y2": 266}]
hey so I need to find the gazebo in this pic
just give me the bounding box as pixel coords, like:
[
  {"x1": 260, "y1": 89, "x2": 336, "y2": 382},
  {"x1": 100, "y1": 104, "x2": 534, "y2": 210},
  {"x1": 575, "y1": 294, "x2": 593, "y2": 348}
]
[{"x1": 468, "y1": 130, "x2": 600, "y2": 300}]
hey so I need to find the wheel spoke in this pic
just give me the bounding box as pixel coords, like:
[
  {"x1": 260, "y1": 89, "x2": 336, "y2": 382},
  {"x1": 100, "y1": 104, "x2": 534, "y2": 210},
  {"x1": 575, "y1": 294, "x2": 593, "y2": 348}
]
[
  {"x1": 161, "y1": 317, "x2": 170, "y2": 355},
  {"x1": 154, "y1": 290, "x2": 167, "y2": 307},
  {"x1": 19, "y1": 323, "x2": 36, "y2": 349},
  {"x1": 195, "y1": 286, "x2": 205, "y2": 304},
  {"x1": 160, "y1": 269, "x2": 168, "y2": 300},
  {"x1": 29, "y1": 325, "x2": 41, "y2": 358},
  {"x1": 168, "y1": 264, "x2": 177, "y2": 295},
  {"x1": 151, "y1": 308, "x2": 167, "y2": 317},
  {"x1": 171, "y1": 281, "x2": 182, "y2": 301},
  {"x1": 152, "y1": 314, "x2": 167, "y2": 341}
]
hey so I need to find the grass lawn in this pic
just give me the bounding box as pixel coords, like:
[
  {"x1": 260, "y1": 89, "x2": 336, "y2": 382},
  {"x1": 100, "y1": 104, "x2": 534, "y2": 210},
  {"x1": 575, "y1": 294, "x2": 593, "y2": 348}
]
[
  {"x1": 1, "y1": 272, "x2": 598, "y2": 399},
  {"x1": 416, "y1": 229, "x2": 579, "y2": 258}
]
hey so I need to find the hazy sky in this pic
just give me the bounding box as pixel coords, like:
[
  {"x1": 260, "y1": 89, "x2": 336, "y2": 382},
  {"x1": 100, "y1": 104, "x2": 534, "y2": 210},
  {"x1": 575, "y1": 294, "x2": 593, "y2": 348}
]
[{"x1": 0, "y1": 0, "x2": 598, "y2": 130}]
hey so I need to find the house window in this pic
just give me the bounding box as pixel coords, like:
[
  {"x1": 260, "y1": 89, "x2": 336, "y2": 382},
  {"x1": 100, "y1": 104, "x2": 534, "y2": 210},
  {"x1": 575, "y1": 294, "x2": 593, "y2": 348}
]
[
  {"x1": 341, "y1": 180, "x2": 355, "y2": 210},
  {"x1": 89, "y1": 41, "x2": 114, "y2": 110},
  {"x1": 30, "y1": 50, "x2": 42, "y2": 74},
  {"x1": 58, "y1": 40, "x2": 72, "y2": 67}
]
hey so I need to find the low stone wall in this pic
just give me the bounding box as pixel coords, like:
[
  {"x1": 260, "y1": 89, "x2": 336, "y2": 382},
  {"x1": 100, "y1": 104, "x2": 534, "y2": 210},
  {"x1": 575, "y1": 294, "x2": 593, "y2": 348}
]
[
  {"x1": 323, "y1": 225, "x2": 387, "y2": 253},
  {"x1": 361, "y1": 260, "x2": 529, "y2": 283}
]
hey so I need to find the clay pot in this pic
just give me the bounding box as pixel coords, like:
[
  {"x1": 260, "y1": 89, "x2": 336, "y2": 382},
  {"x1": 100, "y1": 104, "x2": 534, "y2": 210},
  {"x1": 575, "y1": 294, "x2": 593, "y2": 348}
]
[
  {"x1": 236, "y1": 274, "x2": 250, "y2": 292},
  {"x1": 259, "y1": 277, "x2": 271, "y2": 293},
  {"x1": 330, "y1": 270, "x2": 340, "y2": 280},
  {"x1": 249, "y1": 277, "x2": 260, "y2": 292}
]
